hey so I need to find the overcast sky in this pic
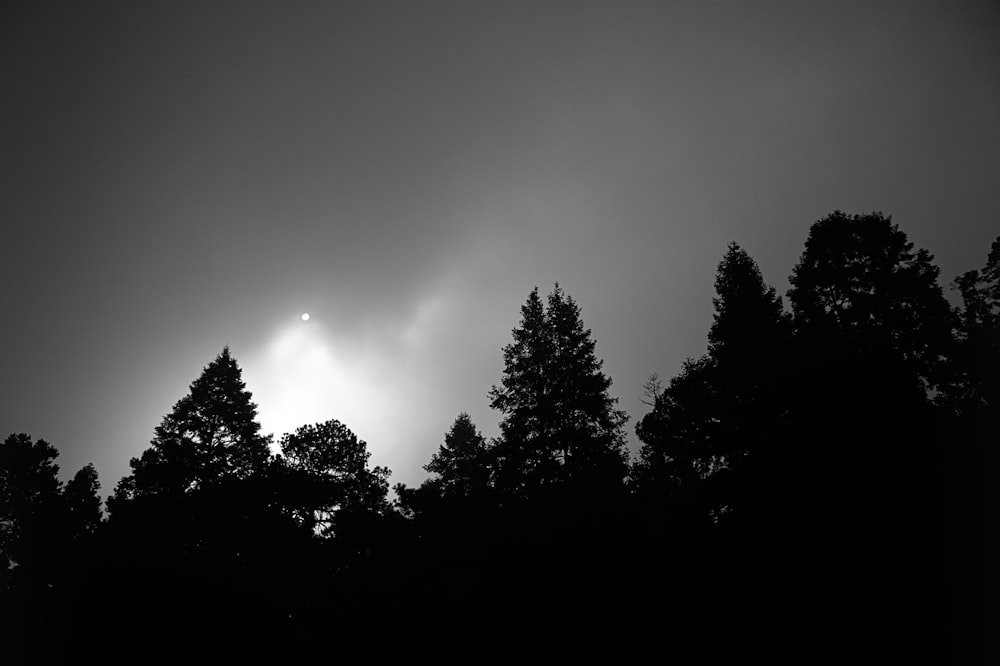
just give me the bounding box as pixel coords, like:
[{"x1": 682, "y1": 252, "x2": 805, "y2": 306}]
[{"x1": 3, "y1": 1, "x2": 998, "y2": 495}]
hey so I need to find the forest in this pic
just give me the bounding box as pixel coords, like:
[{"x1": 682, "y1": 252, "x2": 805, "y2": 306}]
[{"x1": 2, "y1": 210, "x2": 997, "y2": 661}]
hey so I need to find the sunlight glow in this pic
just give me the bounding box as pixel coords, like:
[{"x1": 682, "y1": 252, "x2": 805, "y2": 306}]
[
  {"x1": 243, "y1": 321, "x2": 388, "y2": 457},
  {"x1": 241, "y1": 294, "x2": 460, "y2": 481}
]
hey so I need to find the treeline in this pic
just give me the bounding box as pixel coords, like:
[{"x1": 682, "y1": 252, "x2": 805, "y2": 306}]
[{"x1": 2, "y1": 211, "x2": 996, "y2": 661}]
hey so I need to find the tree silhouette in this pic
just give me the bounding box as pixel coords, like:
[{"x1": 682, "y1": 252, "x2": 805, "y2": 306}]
[
  {"x1": 949, "y1": 235, "x2": 1000, "y2": 661},
  {"x1": 709, "y1": 242, "x2": 790, "y2": 376},
  {"x1": 108, "y1": 346, "x2": 272, "y2": 509},
  {"x1": 63, "y1": 463, "x2": 102, "y2": 541},
  {"x1": 424, "y1": 412, "x2": 492, "y2": 499},
  {"x1": 788, "y1": 210, "x2": 954, "y2": 393},
  {"x1": 778, "y1": 211, "x2": 968, "y2": 661},
  {"x1": 952, "y1": 235, "x2": 1000, "y2": 412},
  {"x1": 489, "y1": 284, "x2": 628, "y2": 498},
  {"x1": 277, "y1": 418, "x2": 390, "y2": 539},
  {"x1": 779, "y1": 211, "x2": 951, "y2": 611},
  {"x1": 706, "y1": 243, "x2": 790, "y2": 467},
  {"x1": 0, "y1": 434, "x2": 106, "y2": 660},
  {"x1": 394, "y1": 413, "x2": 495, "y2": 529},
  {"x1": 633, "y1": 243, "x2": 789, "y2": 519},
  {"x1": 633, "y1": 355, "x2": 719, "y2": 499},
  {"x1": 0, "y1": 433, "x2": 63, "y2": 582}
]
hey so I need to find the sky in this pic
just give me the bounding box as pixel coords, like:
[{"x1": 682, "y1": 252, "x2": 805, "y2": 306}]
[{"x1": 2, "y1": 1, "x2": 999, "y2": 497}]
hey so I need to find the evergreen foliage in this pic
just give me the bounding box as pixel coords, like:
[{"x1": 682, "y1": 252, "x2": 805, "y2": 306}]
[
  {"x1": 3, "y1": 211, "x2": 993, "y2": 660},
  {"x1": 952, "y1": 235, "x2": 1000, "y2": 412},
  {"x1": 277, "y1": 419, "x2": 390, "y2": 538},
  {"x1": 424, "y1": 412, "x2": 492, "y2": 498},
  {"x1": 633, "y1": 355, "x2": 719, "y2": 496},
  {"x1": 0, "y1": 433, "x2": 63, "y2": 578},
  {"x1": 489, "y1": 284, "x2": 628, "y2": 498},
  {"x1": 633, "y1": 243, "x2": 789, "y2": 518},
  {"x1": 788, "y1": 210, "x2": 954, "y2": 393},
  {"x1": 108, "y1": 346, "x2": 272, "y2": 510},
  {"x1": 63, "y1": 463, "x2": 102, "y2": 539}
]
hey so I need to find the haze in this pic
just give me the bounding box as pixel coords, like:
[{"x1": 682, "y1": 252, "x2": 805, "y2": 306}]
[{"x1": 2, "y1": 1, "x2": 998, "y2": 493}]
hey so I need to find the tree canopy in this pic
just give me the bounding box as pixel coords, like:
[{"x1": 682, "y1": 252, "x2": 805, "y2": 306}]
[
  {"x1": 952, "y1": 235, "x2": 1000, "y2": 412},
  {"x1": 633, "y1": 243, "x2": 789, "y2": 513},
  {"x1": 4, "y1": 211, "x2": 993, "y2": 660},
  {"x1": 277, "y1": 419, "x2": 390, "y2": 538},
  {"x1": 424, "y1": 412, "x2": 492, "y2": 499},
  {"x1": 788, "y1": 210, "x2": 954, "y2": 393},
  {"x1": 0, "y1": 433, "x2": 102, "y2": 614},
  {"x1": 0, "y1": 433, "x2": 64, "y2": 577},
  {"x1": 489, "y1": 284, "x2": 628, "y2": 498},
  {"x1": 109, "y1": 346, "x2": 272, "y2": 510}
]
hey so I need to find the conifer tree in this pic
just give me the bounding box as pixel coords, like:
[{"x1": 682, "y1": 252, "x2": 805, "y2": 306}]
[
  {"x1": 424, "y1": 412, "x2": 492, "y2": 498},
  {"x1": 0, "y1": 435, "x2": 101, "y2": 599},
  {"x1": 632, "y1": 356, "x2": 719, "y2": 497},
  {"x1": 109, "y1": 347, "x2": 272, "y2": 509},
  {"x1": 277, "y1": 419, "x2": 390, "y2": 538},
  {"x1": 788, "y1": 210, "x2": 954, "y2": 393},
  {"x1": 709, "y1": 242, "x2": 790, "y2": 377},
  {"x1": 633, "y1": 243, "x2": 789, "y2": 517},
  {"x1": 952, "y1": 235, "x2": 1000, "y2": 412},
  {"x1": 784, "y1": 211, "x2": 952, "y2": 557},
  {"x1": 706, "y1": 243, "x2": 791, "y2": 473},
  {"x1": 0, "y1": 434, "x2": 63, "y2": 578},
  {"x1": 63, "y1": 463, "x2": 102, "y2": 539},
  {"x1": 489, "y1": 284, "x2": 628, "y2": 498}
]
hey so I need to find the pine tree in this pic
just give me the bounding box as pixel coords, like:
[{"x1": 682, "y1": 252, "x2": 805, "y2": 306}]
[
  {"x1": 0, "y1": 433, "x2": 63, "y2": 578},
  {"x1": 788, "y1": 210, "x2": 954, "y2": 393},
  {"x1": 424, "y1": 412, "x2": 492, "y2": 498},
  {"x1": 489, "y1": 284, "x2": 628, "y2": 498},
  {"x1": 784, "y1": 211, "x2": 951, "y2": 561},
  {"x1": 63, "y1": 463, "x2": 102, "y2": 540},
  {"x1": 632, "y1": 356, "x2": 720, "y2": 497},
  {"x1": 952, "y1": 235, "x2": 1000, "y2": 412},
  {"x1": 109, "y1": 347, "x2": 272, "y2": 509},
  {"x1": 709, "y1": 242, "x2": 790, "y2": 376},
  {"x1": 488, "y1": 287, "x2": 555, "y2": 495},
  {"x1": 706, "y1": 243, "x2": 791, "y2": 473},
  {"x1": 277, "y1": 419, "x2": 390, "y2": 538},
  {"x1": 633, "y1": 243, "x2": 789, "y2": 519}
]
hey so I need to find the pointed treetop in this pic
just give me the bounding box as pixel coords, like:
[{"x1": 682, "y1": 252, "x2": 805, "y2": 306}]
[
  {"x1": 110, "y1": 347, "x2": 272, "y2": 507},
  {"x1": 708, "y1": 242, "x2": 788, "y2": 364},
  {"x1": 489, "y1": 284, "x2": 628, "y2": 495},
  {"x1": 423, "y1": 412, "x2": 491, "y2": 497}
]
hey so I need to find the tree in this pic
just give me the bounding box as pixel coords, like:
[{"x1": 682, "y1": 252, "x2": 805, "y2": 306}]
[
  {"x1": 788, "y1": 210, "x2": 954, "y2": 393},
  {"x1": 0, "y1": 435, "x2": 103, "y2": 558},
  {"x1": 0, "y1": 432, "x2": 101, "y2": 644},
  {"x1": 0, "y1": 433, "x2": 63, "y2": 577},
  {"x1": 396, "y1": 413, "x2": 494, "y2": 523},
  {"x1": 277, "y1": 419, "x2": 390, "y2": 538},
  {"x1": 424, "y1": 412, "x2": 492, "y2": 498},
  {"x1": 708, "y1": 242, "x2": 790, "y2": 376},
  {"x1": 63, "y1": 463, "x2": 102, "y2": 540},
  {"x1": 706, "y1": 243, "x2": 791, "y2": 467},
  {"x1": 951, "y1": 235, "x2": 1000, "y2": 412},
  {"x1": 489, "y1": 284, "x2": 628, "y2": 498},
  {"x1": 782, "y1": 211, "x2": 952, "y2": 564},
  {"x1": 633, "y1": 243, "x2": 789, "y2": 514},
  {"x1": 632, "y1": 355, "x2": 720, "y2": 498},
  {"x1": 949, "y1": 235, "x2": 1000, "y2": 663},
  {"x1": 109, "y1": 346, "x2": 272, "y2": 509}
]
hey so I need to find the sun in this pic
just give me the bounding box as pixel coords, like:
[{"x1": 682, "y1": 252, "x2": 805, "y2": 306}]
[{"x1": 301, "y1": 312, "x2": 310, "y2": 321}]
